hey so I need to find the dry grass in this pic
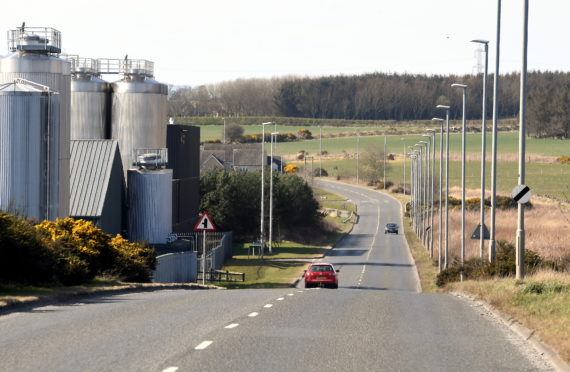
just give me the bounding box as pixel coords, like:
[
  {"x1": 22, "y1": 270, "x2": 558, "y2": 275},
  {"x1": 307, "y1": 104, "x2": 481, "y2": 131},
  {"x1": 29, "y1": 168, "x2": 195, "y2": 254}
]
[
  {"x1": 430, "y1": 188, "x2": 570, "y2": 268},
  {"x1": 447, "y1": 270, "x2": 570, "y2": 363}
]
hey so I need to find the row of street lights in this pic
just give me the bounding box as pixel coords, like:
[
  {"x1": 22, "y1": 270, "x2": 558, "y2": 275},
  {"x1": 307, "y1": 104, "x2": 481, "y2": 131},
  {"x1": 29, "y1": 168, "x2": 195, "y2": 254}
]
[{"x1": 409, "y1": 0, "x2": 529, "y2": 280}]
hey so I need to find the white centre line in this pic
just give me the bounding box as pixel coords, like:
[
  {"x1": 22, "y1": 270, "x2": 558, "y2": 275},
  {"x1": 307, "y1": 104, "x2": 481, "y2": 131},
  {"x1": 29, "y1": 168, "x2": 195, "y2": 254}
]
[
  {"x1": 248, "y1": 312, "x2": 259, "y2": 317},
  {"x1": 224, "y1": 323, "x2": 239, "y2": 329},
  {"x1": 296, "y1": 290, "x2": 303, "y2": 293},
  {"x1": 276, "y1": 297, "x2": 284, "y2": 301},
  {"x1": 194, "y1": 341, "x2": 213, "y2": 350},
  {"x1": 264, "y1": 304, "x2": 273, "y2": 308},
  {"x1": 287, "y1": 293, "x2": 294, "y2": 296},
  {"x1": 162, "y1": 368, "x2": 179, "y2": 372}
]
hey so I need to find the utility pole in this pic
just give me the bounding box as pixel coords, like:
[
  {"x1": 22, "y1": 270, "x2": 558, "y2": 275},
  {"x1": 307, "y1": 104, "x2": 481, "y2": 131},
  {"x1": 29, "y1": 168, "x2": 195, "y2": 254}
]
[
  {"x1": 384, "y1": 134, "x2": 387, "y2": 189},
  {"x1": 319, "y1": 126, "x2": 323, "y2": 177}
]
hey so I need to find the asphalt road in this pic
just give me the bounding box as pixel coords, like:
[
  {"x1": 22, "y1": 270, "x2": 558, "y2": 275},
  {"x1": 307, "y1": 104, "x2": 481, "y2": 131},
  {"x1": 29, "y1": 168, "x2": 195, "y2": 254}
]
[{"x1": 0, "y1": 180, "x2": 553, "y2": 371}]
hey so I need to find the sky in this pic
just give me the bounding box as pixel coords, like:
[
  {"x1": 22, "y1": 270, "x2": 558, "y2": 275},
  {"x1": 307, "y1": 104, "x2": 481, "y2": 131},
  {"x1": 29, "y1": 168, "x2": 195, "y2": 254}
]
[{"x1": 1, "y1": 0, "x2": 569, "y2": 87}]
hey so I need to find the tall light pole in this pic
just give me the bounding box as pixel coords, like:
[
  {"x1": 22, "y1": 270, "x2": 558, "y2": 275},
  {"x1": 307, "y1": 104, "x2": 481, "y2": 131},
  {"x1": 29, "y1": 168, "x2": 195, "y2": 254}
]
[
  {"x1": 269, "y1": 132, "x2": 279, "y2": 254},
  {"x1": 472, "y1": 39, "x2": 489, "y2": 259},
  {"x1": 436, "y1": 105, "x2": 451, "y2": 269},
  {"x1": 516, "y1": 0, "x2": 529, "y2": 280},
  {"x1": 424, "y1": 130, "x2": 436, "y2": 258},
  {"x1": 260, "y1": 121, "x2": 273, "y2": 257},
  {"x1": 489, "y1": 0, "x2": 502, "y2": 264},
  {"x1": 418, "y1": 140, "x2": 429, "y2": 247},
  {"x1": 432, "y1": 118, "x2": 445, "y2": 272},
  {"x1": 413, "y1": 145, "x2": 423, "y2": 236},
  {"x1": 319, "y1": 126, "x2": 323, "y2": 177},
  {"x1": 401, "y1": 138, "x2": 406, "y2": 195},
  {"x1": 452, "y1": 83, "x2": 468, "y2": 280},
  {"x1": 356, "y1": 130, "x2": 360, "y2": 184},
  {"x1": 383, "y1": 134, "x2": 387, "y2": 189}
]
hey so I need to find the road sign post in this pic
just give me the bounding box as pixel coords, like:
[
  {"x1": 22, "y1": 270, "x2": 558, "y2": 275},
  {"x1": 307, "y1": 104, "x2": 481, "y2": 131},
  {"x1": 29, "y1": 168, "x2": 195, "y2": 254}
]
[{"x1": 194, "y1": 212, "x2": 217, "y2": 285}]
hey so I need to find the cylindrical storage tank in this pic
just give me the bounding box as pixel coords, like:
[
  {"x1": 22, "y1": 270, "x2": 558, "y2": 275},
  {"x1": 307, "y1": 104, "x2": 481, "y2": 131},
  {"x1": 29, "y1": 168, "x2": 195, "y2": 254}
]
[
  {"x1": 71, "y1": 74, "x2": 110, "y2": 139},
  {"x1": 0, "y1": 81, "x2": 61, "y2": 220},
  {"x1": 0, "y1": 29, "x2": 71, "y2": 218},
  {"x1": 111, "y1": 76, "x2": 168, "y2": 181},
  {"x1": 128, "y1": 168, "x2": 172, "y2": 244}
]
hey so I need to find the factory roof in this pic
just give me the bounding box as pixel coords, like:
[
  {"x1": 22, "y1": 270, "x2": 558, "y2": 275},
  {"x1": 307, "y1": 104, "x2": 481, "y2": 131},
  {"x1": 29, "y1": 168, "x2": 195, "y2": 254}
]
[{"x1": 70, "y1": 140, "x2": 122, "y2": 217}]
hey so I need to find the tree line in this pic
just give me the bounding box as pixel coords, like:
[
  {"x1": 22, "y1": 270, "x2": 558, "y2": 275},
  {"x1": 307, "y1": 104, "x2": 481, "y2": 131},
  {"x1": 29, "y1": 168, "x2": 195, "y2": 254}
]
[{"x1": 168, "y1": 71, "x2": 570, "y2": 138}]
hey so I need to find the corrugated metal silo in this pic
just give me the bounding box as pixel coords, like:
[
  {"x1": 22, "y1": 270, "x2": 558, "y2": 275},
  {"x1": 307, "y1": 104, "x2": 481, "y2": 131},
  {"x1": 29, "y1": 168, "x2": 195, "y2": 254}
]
[
  {"x1": 0, "y1": 79, "x2": 60, "y2": 220},
  {"x1": 0, "y1": 26, "x2": 71, "y2": 218},
  {"x1": 67, "y1": 57, "x2": 110, "y2": 139},
  {"x1": 109, "y1": 59, "x2": 168, "y2": 180},
  {"x1": 128, "y1": 148, "x2": 172, "y2": 244}
]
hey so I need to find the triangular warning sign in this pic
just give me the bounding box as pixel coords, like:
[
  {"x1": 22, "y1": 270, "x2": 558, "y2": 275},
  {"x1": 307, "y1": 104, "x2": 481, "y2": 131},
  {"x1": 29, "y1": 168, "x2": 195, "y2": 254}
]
[
  {"x1": 194, "y1": 211, "x2": 217, "y2": 231},
  {"x1": 471, "y1": 223, "x2": 490, "y2": 240}
]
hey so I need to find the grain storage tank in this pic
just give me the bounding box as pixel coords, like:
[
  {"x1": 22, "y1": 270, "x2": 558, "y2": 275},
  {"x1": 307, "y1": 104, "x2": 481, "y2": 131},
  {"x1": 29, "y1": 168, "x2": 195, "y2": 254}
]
[
  {"x1": 0, "y1": 26, "x2": 71, "y2": 217},
  {"x1": 109, "y1": 59, "x2": 168, "y2": 180},
  {"x1": 128, "y1": 148, "x2": 172, "y2": 244},
  {"x1": 67, "y1": 56, "x2": 110, "y2": 139},
  {"x1": 0, "y1": 79, "x2": 60, "y2": 220}
]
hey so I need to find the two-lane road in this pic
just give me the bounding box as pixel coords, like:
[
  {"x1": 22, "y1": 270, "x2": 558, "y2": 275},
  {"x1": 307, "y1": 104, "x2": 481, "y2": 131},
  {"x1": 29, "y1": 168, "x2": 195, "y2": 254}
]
[{"x1": 0, "y1": 180, "x2": 553, "y2": 371}]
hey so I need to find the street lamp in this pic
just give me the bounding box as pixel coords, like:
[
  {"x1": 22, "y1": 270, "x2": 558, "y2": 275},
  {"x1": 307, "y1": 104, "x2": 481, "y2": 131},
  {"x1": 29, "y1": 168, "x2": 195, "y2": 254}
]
[
  {"x1": 432, "y1": 118, "x2": 445, "y2": 272},
  {"x1": 401, "y1": 138, "x2": 406, "y2": 195},
  {"x1": 269, "y1": 132, "x2": 279, "y2": 254},
  {"x1": 413, "y1": 145, "x2": 423, "y2": 235},
  {"x1": 436, "y1": 105, "x2": 451, "y2": 269},
  {"x1": 319, "y1": 126, "x2": 323, "y2": 177},
  {"x1": 356, "y1": 130, "x2": 360, "y2": 184},
  {"x1": 223, "y1": 117, "x2": 226, "y2": 144},
  {"x1": 260, "y1": 121, "x2": 274, "y2": 257},
  {"x1": 452, "y1": 83, "x2": 468, "y2": 280},
  {"x1": 472, "y1": 39, "x2": 489, "y2": 259},
  {"x1": 418, "y1": 140, "x2": 429, "y2": 247},
  {"x1": 516, "y1": 0, "x2": 530, "y2": 280},
  {"x1": 383, "y1": 134, "x2": 387, "y2": 189},
  {"x1": 425, "y1": 130, "x2": 436, "y2": 258},
  {"x1": 489, "y1": 0, "x2": 503, "y2": 264}
]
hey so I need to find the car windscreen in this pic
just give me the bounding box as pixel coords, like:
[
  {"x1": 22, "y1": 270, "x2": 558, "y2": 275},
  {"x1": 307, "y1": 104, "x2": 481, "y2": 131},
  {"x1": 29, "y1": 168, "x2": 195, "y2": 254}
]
[{"x1": 310, "y1": 265, "x2": 333, "y2": 272}]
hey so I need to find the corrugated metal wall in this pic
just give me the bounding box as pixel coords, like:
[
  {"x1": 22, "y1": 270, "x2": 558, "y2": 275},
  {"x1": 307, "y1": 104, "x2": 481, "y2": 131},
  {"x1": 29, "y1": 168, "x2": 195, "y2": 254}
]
[{"x1": 153, "y1": 251, "x2": 197, "y2": 283}]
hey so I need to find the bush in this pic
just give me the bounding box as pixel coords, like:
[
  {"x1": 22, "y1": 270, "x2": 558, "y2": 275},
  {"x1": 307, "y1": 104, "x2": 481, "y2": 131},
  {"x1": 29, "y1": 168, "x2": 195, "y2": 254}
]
[
  {"x1": 108, "y1": 235, "x2": 156, "y2": 282},
  {"x1": 313, "y1": 168, "x2": 328, "y2": 177},
  {"x1": 0, "y1": 212, "x2": 58, "y2": 285},
  {"x1": 557, "y1": 155, "x2": 570, "y2": 164},
  {"x1": 436, "y1": 240, "x2": 560, "y2": 287}
]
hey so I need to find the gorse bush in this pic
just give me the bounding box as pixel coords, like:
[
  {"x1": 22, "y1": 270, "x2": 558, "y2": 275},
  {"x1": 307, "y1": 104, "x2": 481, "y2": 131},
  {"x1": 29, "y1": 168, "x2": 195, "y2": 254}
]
[
  {"x1": 436, "y1": 240, "x2": 561, "y2": 287},
  {"x1": 0, "y1": 214, "x2": 156, "y2": 286}
]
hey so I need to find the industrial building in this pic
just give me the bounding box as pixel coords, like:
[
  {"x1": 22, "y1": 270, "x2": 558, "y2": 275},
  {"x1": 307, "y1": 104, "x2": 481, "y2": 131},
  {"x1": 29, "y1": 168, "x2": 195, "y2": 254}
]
[{"x1": 0, "y1": 25, "x2": 201, "y2": 245}]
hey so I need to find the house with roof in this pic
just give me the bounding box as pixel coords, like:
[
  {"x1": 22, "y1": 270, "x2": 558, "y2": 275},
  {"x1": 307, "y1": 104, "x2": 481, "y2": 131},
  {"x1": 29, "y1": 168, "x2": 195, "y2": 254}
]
[{"x1": 200, "y1": 143, "x2": 283, "y2": 172}]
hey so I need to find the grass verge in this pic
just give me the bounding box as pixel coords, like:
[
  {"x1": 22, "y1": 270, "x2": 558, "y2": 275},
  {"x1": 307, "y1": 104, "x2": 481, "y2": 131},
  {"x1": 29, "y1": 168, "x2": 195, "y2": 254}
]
[
  {"x1": 446, "y1": 271, "x2": 570, "y2": 364},
  {"x1": 212, "y1": 260, "x2": 308, "y2": 289}
]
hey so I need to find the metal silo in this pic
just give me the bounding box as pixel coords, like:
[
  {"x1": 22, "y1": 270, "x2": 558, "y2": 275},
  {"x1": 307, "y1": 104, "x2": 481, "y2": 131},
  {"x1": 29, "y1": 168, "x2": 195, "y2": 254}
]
[
  {"x1": 0, "y1": 26, "x2": 71, "y2": 218},
  {"x1": 67, "y1": 56, "x2": 110, "y2": 139},
  {"x1": 128, "y1": 148, "x2": 172, "y2": 244},
  {"x1": 0, "y1": 79, "x2": 60, "y2": 220},
  {"x1": 108, "y1": 59, "x2": 168, "y2": 180}
]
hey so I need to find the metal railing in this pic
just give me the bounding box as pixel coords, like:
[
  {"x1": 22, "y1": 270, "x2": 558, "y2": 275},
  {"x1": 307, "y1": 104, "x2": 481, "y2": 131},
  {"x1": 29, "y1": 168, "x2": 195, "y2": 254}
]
[
  {"x1": 8, "y1": 26, "x2": 61, "y2": 54},
  {"x1": 97, "y1": 58, "x2": 154, "y2": 77}
]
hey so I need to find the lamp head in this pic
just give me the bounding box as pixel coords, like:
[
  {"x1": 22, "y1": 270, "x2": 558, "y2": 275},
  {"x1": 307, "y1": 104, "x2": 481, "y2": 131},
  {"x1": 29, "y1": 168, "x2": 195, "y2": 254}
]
[
  {"x1": 432, "y1": 117, "x2": 445, "y2": 122},
  {"x1": 471, "y1": 39, "x2": 489, "y2": 45},
  {"x1": 436, "y1": 105, "x2": 450, "y2": 110},
  {"x1": 451, "y1": 83, "x2": 468, "y2": 89}
]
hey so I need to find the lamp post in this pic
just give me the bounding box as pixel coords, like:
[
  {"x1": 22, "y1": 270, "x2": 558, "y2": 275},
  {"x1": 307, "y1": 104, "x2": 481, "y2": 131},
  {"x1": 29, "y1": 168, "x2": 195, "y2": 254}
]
[
  {"x1": 223, "y1": 117, "x2": 226, "y2": 144},
  {"x1": 415, "y1": 142, "x2": 427, "y2": 241},
  {"x1": 489, "y1": 0, "x2": 502, "y2": 264},
  {"x1": 516, "y1": 0, "x2": 529, "y2": 280},
  {"x1": 260, "y1": 121, "x2": 273, "y2": 257},
  {"x1": 401, "y1": 138, "x2": 406, "y2": 195},
  {"x1": 319, "y1": 126, "x2": 323, "y2": 177},
  {"x1": 269, "y1": 132, "x2": 279, "y2": 254},
  {"x1": 356, "y1": 130, "x2": 360, "y2": 184},
  {"x1": 384, "y1": 134, "x2": 387, "y2": 189},
  {"x1": 436, "y1": 105, "x2": 451, "y2": 269},
  {"x1": 472, "y1": 39, "x2": 489, "y2": 258},
  {"x1": 425, "y1": 130, "x2": 436, "y2": 258},
  {"x1": 432, "y1": 118, "x2": 445, "y2": 272},
  {"x1": 418, "y1": 141, "x2": 429, "y2": 249},
  {"x1": 452, "y1": 83, "x2": 468, "y2": 280},
  {"x1": 420, "y1": 137, "x2": 431, "y2": 249}
]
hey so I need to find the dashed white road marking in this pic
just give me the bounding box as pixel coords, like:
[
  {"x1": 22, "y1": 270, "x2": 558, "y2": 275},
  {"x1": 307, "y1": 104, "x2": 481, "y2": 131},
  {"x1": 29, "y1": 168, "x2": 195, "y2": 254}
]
[
  {"x1": 296, "y1": 290, "x2": 303, "y2": 293},
  {"x1": 264, "y1": 304, "x2": 273, "y2": 308},
  {"x1": 195, "y1": 341, "x2": 213, "y2": 350},
  {"x1": 248, "y1": 312, "x2": 259, "y2": 317},
  {"x1": 287, "y1": 293, "x2": 294, "y2": 296},
  {"x1": 276, "y1": 297, "x2": 284, "y2": 301},
  {"x1": 224, "y1": 323, "x2": 239, "y2": 329},
  {"x1": 162, "y1": 367, "x2": 178, "y2": 372}
]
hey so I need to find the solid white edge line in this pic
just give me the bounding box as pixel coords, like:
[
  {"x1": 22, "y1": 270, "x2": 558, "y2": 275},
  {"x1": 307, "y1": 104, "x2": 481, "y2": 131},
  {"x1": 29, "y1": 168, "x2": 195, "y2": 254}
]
[
  {"x1": 248, "y1": 312, "x2": 259, "y2": 317},
  {"x1": 162, "y1": 368, "x2": 179, "y2": 372},
  {"x1": 195, "y1": 341, "x2": 213, "y2": 350},
  {"x1": 264, "y1": 304, "x2": 273, "y2": 308},
  {"x1": 224, "y1": 323, "x2": 239, "y2": 329}
]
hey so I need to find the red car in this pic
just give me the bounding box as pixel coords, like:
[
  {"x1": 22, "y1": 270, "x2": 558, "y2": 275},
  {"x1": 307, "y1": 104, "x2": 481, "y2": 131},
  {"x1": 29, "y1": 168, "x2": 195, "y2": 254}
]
[{"x1": 304, "y1": 263, "x2": 339, "y2": 289}]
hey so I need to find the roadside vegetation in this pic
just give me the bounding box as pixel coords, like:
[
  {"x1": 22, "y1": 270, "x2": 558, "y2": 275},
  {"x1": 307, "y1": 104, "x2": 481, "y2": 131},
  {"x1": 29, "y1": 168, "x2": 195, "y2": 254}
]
[
  {"x1": 214, "y1": 187, "x2": 356, "y2": 289},
  {"x1": 0, "y1": 214, "x2": 156, "y2": 289}
]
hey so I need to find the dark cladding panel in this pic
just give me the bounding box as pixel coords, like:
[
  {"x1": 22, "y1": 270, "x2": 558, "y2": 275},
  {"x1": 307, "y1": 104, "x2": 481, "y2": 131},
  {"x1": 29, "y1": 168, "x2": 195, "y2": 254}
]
[
  {"x1": 167, "y1": 125, "x2": 200, "y2": 179},
  {"x1": 171, "y1": 177, "x2": 200, "y2": 234}
]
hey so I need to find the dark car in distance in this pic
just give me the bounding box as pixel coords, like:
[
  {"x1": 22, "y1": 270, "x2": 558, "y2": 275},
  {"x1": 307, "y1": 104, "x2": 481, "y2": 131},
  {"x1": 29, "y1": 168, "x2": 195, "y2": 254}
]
[
  {"x1": 304, "y1": 263, "x2": 339, "y2": 289},
  {"x1": 385, "y1": 223, "x2": 399, "y2": 234}
]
